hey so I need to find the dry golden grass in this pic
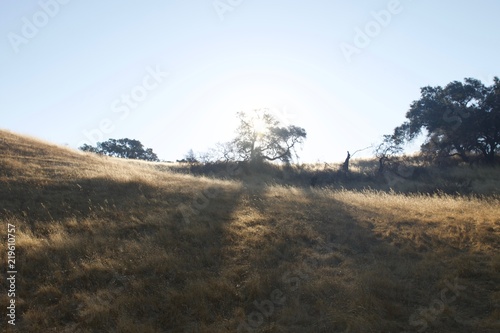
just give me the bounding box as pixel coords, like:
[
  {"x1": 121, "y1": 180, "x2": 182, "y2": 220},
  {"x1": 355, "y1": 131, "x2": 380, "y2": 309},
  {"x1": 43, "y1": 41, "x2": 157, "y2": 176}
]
[{"x1": 1, "y1": 129, "x2": 499, "y2": 332}]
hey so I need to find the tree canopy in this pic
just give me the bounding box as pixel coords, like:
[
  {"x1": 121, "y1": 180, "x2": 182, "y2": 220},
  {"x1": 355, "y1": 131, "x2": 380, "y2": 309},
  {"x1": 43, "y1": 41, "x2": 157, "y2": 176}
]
[
  {"x1": 226, "y1": 109, "x2": 307, "y2": 163},
  {"x1": 80, "y1": 138, "x2": 159, "y2": 162},
  {"x1": 390, "y1": 77, "x2": 500, "y2": 164}
]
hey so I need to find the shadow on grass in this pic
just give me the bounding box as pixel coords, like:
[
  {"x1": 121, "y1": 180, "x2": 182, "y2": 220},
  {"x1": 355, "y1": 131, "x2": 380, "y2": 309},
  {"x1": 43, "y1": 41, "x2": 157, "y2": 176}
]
[
  {"x1": 215, "y1": 185, "x2": 493, "y2": 333},
  {"x1": 0, "y1": 177, "x2": 495, "y2": 332},
  {"x1": 0, "y1": 175, "x2": 247, "y2": 332}
]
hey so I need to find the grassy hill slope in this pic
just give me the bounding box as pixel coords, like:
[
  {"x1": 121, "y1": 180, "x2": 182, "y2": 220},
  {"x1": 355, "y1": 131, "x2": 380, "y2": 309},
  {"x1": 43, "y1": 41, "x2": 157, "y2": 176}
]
[{"x1": 1, "y1": 130, "x2": 499, "y2": 332}]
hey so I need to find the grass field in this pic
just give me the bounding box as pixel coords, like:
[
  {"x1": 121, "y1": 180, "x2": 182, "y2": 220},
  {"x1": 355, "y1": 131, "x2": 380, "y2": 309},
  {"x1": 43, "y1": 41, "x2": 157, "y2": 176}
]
[{"x1": 1, "y1": 129, "x2": 499, "y2": 332}]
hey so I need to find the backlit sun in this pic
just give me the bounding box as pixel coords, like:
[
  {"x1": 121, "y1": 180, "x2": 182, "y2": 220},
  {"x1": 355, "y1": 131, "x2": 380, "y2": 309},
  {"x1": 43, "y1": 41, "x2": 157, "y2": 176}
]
[{"x1": 252, "y1": 115, "x2": 269, "y2": 135}]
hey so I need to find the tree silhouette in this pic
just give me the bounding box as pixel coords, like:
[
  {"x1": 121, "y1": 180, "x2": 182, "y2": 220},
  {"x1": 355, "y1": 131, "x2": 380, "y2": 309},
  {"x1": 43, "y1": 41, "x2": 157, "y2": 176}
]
[
  {"x1": 392, "y1": 77, "x2": 500, "y2": 164},
  {"x1": 79, "y1": 138, "x2": 159, "y2": 162},
  {"x1": 230, "y1": 109, "x2": 307, "y2": 163},
  {"x1": 342, "y1": 151, "x2": 350, "y2": 173},
  {"x1": 374, "y1": 134, "x2": 404, "y2": 174}
]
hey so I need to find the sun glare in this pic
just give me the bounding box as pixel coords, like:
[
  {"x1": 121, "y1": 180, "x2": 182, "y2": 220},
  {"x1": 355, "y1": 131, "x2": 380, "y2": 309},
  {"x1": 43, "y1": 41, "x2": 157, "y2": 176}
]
[{"x1": 252, "y1": 115, "x2": 269, "y2": 135}]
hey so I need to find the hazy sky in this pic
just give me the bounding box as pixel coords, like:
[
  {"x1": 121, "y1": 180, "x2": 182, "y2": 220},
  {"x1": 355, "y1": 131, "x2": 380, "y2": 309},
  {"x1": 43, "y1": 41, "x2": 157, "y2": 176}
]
[{"x1": 1, "y1": 0, "x2": 498, "y2": 162}]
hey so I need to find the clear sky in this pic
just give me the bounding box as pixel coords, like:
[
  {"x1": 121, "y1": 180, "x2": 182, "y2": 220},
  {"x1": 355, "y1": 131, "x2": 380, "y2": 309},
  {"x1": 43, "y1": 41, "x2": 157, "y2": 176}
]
[{"x1": 1, "y1": 0, "x2": 498, "y2": 163}]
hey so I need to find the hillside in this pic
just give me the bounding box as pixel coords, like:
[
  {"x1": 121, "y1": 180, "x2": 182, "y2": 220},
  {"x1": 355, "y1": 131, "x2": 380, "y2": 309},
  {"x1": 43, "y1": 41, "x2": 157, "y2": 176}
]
[{"x1": 1, "y1": 130, "x2": 499, "y2": 332}]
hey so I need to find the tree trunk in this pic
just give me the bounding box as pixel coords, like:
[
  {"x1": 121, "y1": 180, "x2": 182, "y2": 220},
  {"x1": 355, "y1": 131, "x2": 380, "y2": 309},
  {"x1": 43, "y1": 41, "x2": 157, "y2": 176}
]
[
  {"x1": 342, "y1": 151, "x2": 351, "y2": 173},
  {"x1": 378, "y1": 156, "x2": 386, "y2": 175},
  {"x1": 485, "y1": 149, "x2": 496, "y2": 164}
]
